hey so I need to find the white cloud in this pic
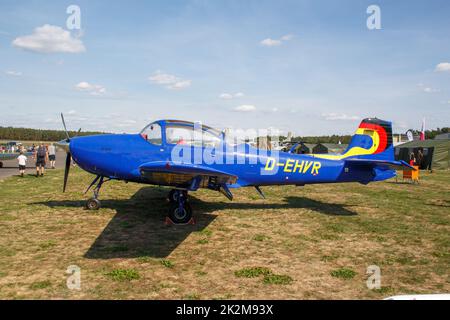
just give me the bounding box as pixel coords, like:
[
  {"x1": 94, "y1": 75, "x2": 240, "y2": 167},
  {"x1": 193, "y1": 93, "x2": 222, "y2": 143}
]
[
  {"x1": 271, "y1": 107, "x2": 279, "y2": 112},
  {"x1": 169, "y1": 79, "x2": 191, "y2": 90},
  {"x1": 118, "y1": 119, "x2": 138, "y2": 127},
  {"x1": 75, "y1": 81, "x2": 106, "y2": 96},
  {"x1": 12, "y1": 24, "x2": 85, "y2": 54},
  {"x1": 219, "y1": 92, "x2": 244, "y2": 100},
  {"x1": 321, "y1": 113, "x2": 360, "y2": 121},
  {"x1": 149, "y1": 71, "x2": 191, "y2": 90},
  {"x1": 68, "y1": 110, "x2": 77, "y2": 115},
  {"x1": 219, "y1": 93, "x2": 233, "y2": 100},
  {"x1": 260, "y1": 34, "x2": 294, "y2": 47},
  {"x1": 5, "y1": 70, "x2": 22, "y2": 76},
  {"x1": 260, "y1": 38, "x2": 282, "y2": 47},
  {"x1": 435, "y1": 62, "x2": 450, "y2": 72},
  {"x1": 423, "y1": 87, "x2": 439, "y2": 93},
  {"x1": 234, "y1": 105, "x2": 256, "y2": 112},
  {"x1": 280, "y1": 34, "x2": 294, "y2": 41},
  {"x1": 417, "y1": 83, "x2": 439, "y2": 93}
]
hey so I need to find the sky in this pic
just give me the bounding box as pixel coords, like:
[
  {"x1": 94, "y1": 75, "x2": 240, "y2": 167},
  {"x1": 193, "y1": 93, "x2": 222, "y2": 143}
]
[{"x1": 0, "y1": 0, "x2": 449, "y2": 136}]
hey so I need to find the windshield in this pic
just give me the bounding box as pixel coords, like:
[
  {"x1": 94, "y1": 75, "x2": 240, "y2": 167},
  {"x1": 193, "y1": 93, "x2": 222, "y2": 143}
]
[
  {"x1": 141, "y1": 123, "x2": 162, "y2": 145},
  {"x1": 165, "y1": 123, "x2": 222, "y2": 147}
]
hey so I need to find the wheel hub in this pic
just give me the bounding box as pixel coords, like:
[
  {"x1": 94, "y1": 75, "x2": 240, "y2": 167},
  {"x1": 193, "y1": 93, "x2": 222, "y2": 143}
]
[{"x1": 174, "y1": 207, "x2": 187, "y2": 220}]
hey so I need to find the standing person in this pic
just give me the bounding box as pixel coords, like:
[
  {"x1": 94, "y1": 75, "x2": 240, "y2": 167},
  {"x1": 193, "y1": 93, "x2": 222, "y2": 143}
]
[
  {"x1": 17, "y1": 151, "x2": 27, "y2": 177},
  {"x1": 409, "y1": 152, "x2": 416, "y2": 166},
  {"x1": 34, "y1": 142, "x2": 48, "y2": 177},
  {"x1": 417, "y1": 149, "x2": 424, "y2": 169},
  {"x1": 48, "y1": 143, "x2": 56, "y2": 169}
]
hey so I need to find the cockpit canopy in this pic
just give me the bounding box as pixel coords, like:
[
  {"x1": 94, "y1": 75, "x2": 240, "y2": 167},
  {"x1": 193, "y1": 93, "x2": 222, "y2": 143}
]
[{"x1": 141, "y1": 120, "x2": 224, "y2": 147}]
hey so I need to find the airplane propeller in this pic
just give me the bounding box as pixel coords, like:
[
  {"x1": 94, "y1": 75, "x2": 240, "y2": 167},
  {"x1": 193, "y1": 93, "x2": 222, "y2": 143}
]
[
  {"x1": 61, "y1": 113, "x2": 71, "y2": 142},
  {"x1": 63, "y1": 148, "x2": 71, "y2": 193},
  {"x1": 58, "y1": 113, "x2": 73, "y2": 192}
]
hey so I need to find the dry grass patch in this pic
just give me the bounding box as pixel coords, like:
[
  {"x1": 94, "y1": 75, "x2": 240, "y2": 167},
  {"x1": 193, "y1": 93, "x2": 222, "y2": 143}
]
[{"x1": 0, "y1": 168, "x2": 448, "y2": 299}]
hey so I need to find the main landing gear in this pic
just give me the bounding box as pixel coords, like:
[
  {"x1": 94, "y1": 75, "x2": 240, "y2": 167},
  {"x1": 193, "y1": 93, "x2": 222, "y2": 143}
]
[
  {"x1": 83, "y1": 176, "x2": 193, "y2": 224},
  {"x1": 85, "y1": 175, "x2": 110, "y2": 211},
  {"x1": 167, "y1": 189, "x2": 193, "y2": 224}
]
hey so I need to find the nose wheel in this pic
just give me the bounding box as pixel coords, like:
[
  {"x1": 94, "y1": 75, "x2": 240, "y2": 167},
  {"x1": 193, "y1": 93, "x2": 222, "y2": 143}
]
[
  {"x1": 167, "y1": 189, "x2": 193, "y2": 224},
  {"x1": 86, "y1": 198, "x2": 101, "y2": 210},
  {"x1": 84, "y1": 175, "x2": 109, "y2": 211}
]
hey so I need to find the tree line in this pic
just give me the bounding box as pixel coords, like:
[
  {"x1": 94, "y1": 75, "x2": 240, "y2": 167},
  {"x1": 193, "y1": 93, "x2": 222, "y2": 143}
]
[
  {"x1": 0, "y1": 126, "x2": 107, "y2": 142},
  {"x1": 281, "y1": 128, "x2": 449, "y2": 144},
  {"x1": 411, "y1": 128, "x2": 449, "y2": 140},
  {"x1": 1, "y1": 126, "x2": 448, "y2": 144},
  {"x1": 278, "y1": 134, "x2": 352, "y2": 144}
]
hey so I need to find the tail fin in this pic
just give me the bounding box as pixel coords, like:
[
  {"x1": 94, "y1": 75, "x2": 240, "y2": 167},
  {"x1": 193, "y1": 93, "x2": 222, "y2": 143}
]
[{"x1": 342, "y1": 118, "x2": 394, "y2": 160}]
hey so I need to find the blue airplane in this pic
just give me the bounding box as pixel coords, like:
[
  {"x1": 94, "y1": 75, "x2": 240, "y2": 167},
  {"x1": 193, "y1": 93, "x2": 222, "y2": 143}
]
[{"x1": 57, "y1": 115, "x2": 414, "y2": 224}]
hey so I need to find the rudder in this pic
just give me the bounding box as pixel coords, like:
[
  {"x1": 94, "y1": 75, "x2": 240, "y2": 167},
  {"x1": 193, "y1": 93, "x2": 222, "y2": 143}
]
[{"x1": 343, "y1": 118, "x2": 394, "y2": 161}]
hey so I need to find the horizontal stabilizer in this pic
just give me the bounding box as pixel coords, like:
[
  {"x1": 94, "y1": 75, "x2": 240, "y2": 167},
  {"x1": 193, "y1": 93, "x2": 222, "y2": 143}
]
[{"x1": 345, "y1": 159, "x2": 416, "y2": 171}]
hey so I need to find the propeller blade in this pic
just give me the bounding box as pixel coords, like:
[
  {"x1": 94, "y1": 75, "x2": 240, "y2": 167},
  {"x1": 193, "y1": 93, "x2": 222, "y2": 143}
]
[
  {"x1": 63, "y1": 152, "x2": 71, "y2": 193},
  {"x1": 61, "y1": 113, "x2": 70, "y2": 141}
]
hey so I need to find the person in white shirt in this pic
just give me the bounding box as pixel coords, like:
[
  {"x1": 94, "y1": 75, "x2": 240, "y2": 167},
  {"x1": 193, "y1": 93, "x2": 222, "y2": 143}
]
[
  {"x1": 17, "y1": 152, "x2": 27, "y2": 177},
  {"x1": 48, "y1": 143, "x2": 56, "y2": 169}
]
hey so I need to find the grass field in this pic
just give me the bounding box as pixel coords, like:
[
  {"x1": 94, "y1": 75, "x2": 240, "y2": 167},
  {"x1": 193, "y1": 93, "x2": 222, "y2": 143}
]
[{"x1": 0, "y1": 168, "x2": 448, "y2": 299}]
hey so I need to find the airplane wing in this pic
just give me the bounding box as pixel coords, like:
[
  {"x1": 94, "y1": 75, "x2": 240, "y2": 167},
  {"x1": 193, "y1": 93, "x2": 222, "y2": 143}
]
[
  {"x1": 344, "y1": 159, "x2": 416, "y2": 171},
  {"x1": 139, "y1": 161, "x2": 238, "y2": 189}
]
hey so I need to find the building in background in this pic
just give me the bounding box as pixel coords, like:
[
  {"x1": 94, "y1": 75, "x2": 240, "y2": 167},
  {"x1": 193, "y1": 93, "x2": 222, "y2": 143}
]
[
  {"x1": 395, "y1": 139, "x2": 450, "y2": 170},
  {"x1": 313, "y1": 143, "x2": 348, "y2": 154},
  {"x1": 435, "y1": 133, "x2": 450, "y2": 140},
  {"x1": 290, "y1": 142, "x2": 317, "y2": 154}
]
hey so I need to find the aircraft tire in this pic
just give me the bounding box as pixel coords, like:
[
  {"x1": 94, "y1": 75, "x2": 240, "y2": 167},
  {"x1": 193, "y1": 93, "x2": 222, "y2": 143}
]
[
  {"x1": 169, "y1": 202, "x2": 192, "y2": 224},
  {"x1": 86, "y1": 198, "x2": 101, "y2": 210},
  {"x1": 0, "y1": 161, "x2": 3, "y2": 168}
]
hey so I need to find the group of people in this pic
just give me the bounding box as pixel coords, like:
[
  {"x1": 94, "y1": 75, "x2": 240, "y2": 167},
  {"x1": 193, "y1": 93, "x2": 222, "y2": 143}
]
[
  {"x1": 409, "y1": 149, "x2": 424, "y2": 168},
  {"x1": 16, "y1": 143, "x2": 57, "y2": 177},
  {"x1": 1, "y1": 145, "x2": 17, "y2": 153}
]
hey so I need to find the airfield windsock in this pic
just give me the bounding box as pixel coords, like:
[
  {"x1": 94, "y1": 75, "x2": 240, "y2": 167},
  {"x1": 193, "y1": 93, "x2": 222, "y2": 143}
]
[{"x1": 420, "y1": 118, "x2": 426, "y2": 141}]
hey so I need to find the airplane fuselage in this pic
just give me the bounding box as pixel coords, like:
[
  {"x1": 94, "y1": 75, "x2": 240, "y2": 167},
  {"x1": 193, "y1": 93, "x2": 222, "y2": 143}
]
[{"x1": 69, "y1": 133, "x2": 381, "y2": 189}]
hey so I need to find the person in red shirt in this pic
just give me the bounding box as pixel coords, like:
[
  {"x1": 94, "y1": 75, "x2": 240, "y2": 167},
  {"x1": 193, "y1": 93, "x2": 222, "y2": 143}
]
[{"x1": 409, "y1": 152, "x2": 416, "y2": 166}]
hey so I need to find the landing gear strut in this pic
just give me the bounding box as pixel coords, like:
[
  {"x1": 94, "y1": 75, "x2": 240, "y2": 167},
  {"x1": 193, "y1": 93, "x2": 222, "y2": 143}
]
[
  {"x1": 167, "y1": 189, "x2": 193, "y2": 224},
  {"x1": 167, "y1": 189, "x2": 187, "y2": 203},
  {"x1": 85, "y1": 176, "x2": 110, "y2": 210}
]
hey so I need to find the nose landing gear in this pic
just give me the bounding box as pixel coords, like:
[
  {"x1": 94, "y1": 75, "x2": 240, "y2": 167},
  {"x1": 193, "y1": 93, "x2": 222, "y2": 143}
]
[{"x1": 85, "y1": 175, "x2": 110, "y2": 211}]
